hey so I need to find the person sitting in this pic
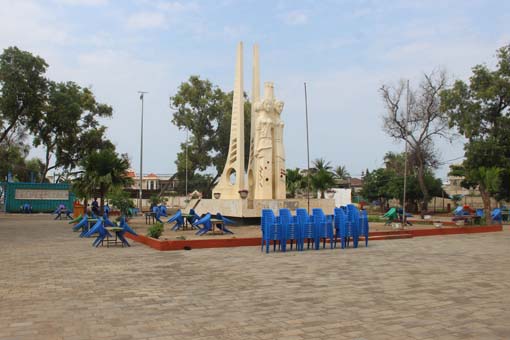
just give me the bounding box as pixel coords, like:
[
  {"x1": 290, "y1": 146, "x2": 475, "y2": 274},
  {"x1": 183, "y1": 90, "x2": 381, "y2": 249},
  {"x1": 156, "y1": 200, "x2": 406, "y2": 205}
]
[
  {"x1": 54, "y1": 204, "x2": 67, "y2": 220},
  {"x1": 22, "y1": 203, "x2": 32, "y2": 214}
]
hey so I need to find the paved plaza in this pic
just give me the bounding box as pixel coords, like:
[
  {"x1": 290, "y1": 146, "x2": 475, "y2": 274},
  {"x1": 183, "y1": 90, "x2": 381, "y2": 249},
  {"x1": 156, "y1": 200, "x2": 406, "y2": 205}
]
[{"x1": 0, "y1": 214, "x2": 509, "y2": 340}]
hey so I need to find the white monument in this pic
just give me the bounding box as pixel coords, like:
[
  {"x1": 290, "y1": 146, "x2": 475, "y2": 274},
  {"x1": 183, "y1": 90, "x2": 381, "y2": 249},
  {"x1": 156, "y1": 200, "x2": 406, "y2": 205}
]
[
  {"x1": 191, "y1": 42, "x2": 334, "y2": 218},
  {"x1": 213, "y1": 42, "x2": 286, "y2": 200},
  {"x1": 211, "y1": 42, "x2": 246, "y2": 199}
]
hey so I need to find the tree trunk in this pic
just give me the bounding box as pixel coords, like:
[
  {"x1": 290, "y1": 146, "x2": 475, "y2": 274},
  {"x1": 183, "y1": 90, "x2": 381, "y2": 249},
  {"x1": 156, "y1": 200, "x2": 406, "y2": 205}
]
[
  {"x1": 204, "y1": 174, "x2": 220, "y2": 199},
  {"x1": 0, "y1": 121, "x2": 17, "y2": 145},
  {"x1": 479, "y1": 185, "x2": 492, "y2": 224},
  {"x1": 416, "y1": 162, "x2": 429, "y2": 218},
  {"x1": 84, "y1": 198, "x2": 89, "y2": 216},
  {"x1": 40, "y1": 146, "x2": 53, "y2": 183}
]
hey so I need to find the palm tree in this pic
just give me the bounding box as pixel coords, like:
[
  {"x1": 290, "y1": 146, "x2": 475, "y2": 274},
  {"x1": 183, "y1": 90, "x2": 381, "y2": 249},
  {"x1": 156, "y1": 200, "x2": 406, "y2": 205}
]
[
  {"x1": 310, "y1": 158, "x2": 335, "y2": 198},
  {"x1": 74, "y1": 147, "x2": 133, "y2": 214},
  {"x1": 333, "y1": 165, "x2": 350, "y2": 182},
  {"x1": 286, "y1": 168, "x2": 305, "y2": 198},
  {"x1": 312, "y1": 158, "x2": 333, "y2": 173}
]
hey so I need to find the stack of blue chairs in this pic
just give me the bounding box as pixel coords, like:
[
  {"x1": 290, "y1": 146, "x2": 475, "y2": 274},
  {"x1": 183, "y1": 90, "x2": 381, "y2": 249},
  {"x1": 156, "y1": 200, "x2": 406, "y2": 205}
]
[
  {"x1": 296, "y1": 208, "x2": 314, "y2": 250},
  {"x1": 261, "y1": 205, "x2": 370, "y2": 253},
  {"x1": 279, "y1": 208, "x2": 300, "y2": 251},
  {"x1": 346, "y1": 205, "x2": 360, "y2": 248},
  {"x1": 312, "y1": 208, "x2": 334, "y2": 250},
  {"x1": 334, "y1": 207, "x2": 348, "y2": 248},
  {"x1": 261, "y1": 209, "x2": 284, "y2": 253}
]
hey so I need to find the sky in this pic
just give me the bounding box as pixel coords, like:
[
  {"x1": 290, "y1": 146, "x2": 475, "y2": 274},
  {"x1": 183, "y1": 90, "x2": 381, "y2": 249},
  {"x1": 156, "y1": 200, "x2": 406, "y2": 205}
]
[{"x1": 1, "y1": 0, "x2": 509, "y2": 181}]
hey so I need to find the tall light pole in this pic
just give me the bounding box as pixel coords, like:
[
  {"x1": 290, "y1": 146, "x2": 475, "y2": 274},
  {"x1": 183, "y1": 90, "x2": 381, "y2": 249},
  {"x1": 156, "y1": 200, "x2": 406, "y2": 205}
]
[
  {"x1": 185, "y1": 129, "x2": 189, "y2": 198},
  {"x1": 138, "y1": 91, "x2": 148, "y2": 212},
  {"x1": 304, "y1": 82, "x2": 311, "y2": 214},
  {"x1": 402, "y1": 80, "x2": 410, "y2": 227}
]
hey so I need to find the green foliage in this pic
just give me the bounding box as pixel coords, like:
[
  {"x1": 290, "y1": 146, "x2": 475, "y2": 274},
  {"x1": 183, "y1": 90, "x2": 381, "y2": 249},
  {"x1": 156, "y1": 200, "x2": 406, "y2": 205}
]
[
  {"x1": 149, "y1": 194, "x2": 162, "y2": 206},
  {"x1": 362, "y1": 152, "x2": 444, "y2": 212},
  {"x1": 310, "y1": 158, "x2": 335, "y2": 198},
  {"x1": 170, "y1": 76, "x2": 251, "y2": 196},
  {"x1": 367, "y1": 215, "x2": 384, "y2": 223},
  {"x1": 73, "y1": 147, "x2": 133, "y2": 212},
  {"x1": 286, "y1": 168, "x2": 305, "y2": 198},
  {"x1": 147, "y1": 222, "x2": 164, "y2": 239},
  {"x1": 0, "y1": 47, "x2": 48, "y2": 144},
  {"x1": 441, "y1": 44, "x2": 510, "y2": 206},
  {"x1": 33, "y1": 81, "x2": 113, "y2": 180},
  {"x1": 108, "y1": 187, "x2": 134, "y2": 215},
  {"x1": 333, "y1": 165, "x2": 350, "y2": 181}
]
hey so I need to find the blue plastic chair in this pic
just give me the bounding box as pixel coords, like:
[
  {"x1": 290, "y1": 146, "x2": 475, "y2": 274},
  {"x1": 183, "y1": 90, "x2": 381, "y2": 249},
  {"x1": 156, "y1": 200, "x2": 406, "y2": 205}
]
[
  {"x1": 296, "y1": 208, "x2": 314, "y2": 251},
  {"x1": 215, "y1": 213, "x2": 235, "y2": 234},
  {"x1": 167, "y1": 210, "x2": 185, "y2": 231},
  {"x1": 492, "y1": 208, "x2": 502, "y2": 223},
  {"x1": 159, "y1": 205, "x2": 168, "y2": 217},
  {"x1": 346, "y1": 204, "x2": 360, "y2": 248},
  {"x1": 116, "y1": 216, "x2": 138, "y2": 247},
  {"x1": 334, "y1": 207, "x2": 348, "y2": 249},
  {"x1": 194, "y1": 213, "x2": 212, "y2": 235},
  {"x1": 261, "y1": 209, "x2": 283, "y2": 253},
  {"x1": 83, "y1": 218, "x2": 112, "y2": 247},
  {"x1": 279, "y1": 208, "x2": 300, "y2": 251},
  {"x1": 475, "y1": 209, "x2": 484, "y2": 217},
  {"x1": 72, "y1": 214, "x2": 89, "y2": 236},
  {"x1": 186, "y1": 209, "x2": 200, "y2": 227},
  {"x1": 312, "y1": 208, "x2": 334, "y2": 249}
]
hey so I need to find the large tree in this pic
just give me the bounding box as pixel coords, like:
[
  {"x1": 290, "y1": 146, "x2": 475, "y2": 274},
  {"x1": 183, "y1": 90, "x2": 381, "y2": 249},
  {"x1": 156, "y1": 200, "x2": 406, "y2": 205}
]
[
  {"x1": 33, "y1": 81, "x2": 113, "y2": 181},
  {"x1": 381, "y1": 70, "x2": 449, "y2": 216},
  {"x1": 441, "y1": 45, "x2": 510, "y2": 220},
  {"x1": 0, "y1": 47, "x2": 48, "y2": 144},
  {"x1": 170, "y1": 76, "x2": 251, "y2": 197}
]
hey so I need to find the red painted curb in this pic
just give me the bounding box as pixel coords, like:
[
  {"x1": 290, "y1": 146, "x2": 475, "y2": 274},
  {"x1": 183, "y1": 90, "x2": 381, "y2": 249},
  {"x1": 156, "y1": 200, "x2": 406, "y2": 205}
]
[{"x1": 125, "y1": 225, "x2": 503, "y2": 251}]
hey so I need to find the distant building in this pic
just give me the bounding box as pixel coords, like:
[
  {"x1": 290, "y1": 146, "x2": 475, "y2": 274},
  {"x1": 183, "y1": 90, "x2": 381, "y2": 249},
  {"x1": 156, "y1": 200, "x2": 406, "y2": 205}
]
[{"x1": 124, "y1": 169, "x2": 179, "y2": 197}]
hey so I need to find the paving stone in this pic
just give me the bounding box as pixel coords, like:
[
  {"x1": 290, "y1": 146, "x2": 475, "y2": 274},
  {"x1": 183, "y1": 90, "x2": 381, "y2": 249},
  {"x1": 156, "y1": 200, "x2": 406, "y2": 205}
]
[{"x1": 0, "y1": 215, "x2": 508, "y2": 340}]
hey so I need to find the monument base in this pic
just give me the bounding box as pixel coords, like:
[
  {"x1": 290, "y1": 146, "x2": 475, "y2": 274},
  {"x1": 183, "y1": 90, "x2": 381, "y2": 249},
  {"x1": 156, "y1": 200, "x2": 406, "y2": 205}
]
[{"x1": 188, "y1": 198, "x2": 336, "y2": 220}]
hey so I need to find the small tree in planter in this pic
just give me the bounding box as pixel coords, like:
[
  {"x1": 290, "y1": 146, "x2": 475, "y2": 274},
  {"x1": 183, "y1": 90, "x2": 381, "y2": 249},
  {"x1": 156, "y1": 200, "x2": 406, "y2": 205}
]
[{"x1": 147, "y1": 222, "x2": 164, "y2": 239}]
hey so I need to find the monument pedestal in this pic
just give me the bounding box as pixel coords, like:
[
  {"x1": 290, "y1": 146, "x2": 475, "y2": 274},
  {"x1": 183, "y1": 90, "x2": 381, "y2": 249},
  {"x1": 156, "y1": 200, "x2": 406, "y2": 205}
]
[{"x1": 189, "y1": 198, "x2": 336, "y2": 220}]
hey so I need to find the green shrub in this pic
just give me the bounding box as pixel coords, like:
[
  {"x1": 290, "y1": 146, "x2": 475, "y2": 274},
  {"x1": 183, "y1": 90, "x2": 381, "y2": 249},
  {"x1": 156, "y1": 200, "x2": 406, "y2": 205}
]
[
  {"x1": 147, "y1": 222, "x2": 164, "y2": 239},
  {"x1": 368, "y1": 215, "x2": 384, "y2": 223}
]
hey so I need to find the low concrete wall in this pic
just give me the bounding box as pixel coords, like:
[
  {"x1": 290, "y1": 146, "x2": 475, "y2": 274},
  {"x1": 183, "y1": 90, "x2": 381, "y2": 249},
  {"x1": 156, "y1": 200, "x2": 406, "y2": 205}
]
[{"x1": 191, "y1": 198, "x2": 336, "y2": 218}]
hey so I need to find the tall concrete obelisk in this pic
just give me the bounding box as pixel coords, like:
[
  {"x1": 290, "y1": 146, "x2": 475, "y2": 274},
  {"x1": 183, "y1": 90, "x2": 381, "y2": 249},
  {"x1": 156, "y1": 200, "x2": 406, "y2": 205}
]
[
  {"x1": 212, "y1": 42, "x2": 245, "y2": 199},
  {"x1": 247, "y1": 44, "x2": 260, "y2": 200}
]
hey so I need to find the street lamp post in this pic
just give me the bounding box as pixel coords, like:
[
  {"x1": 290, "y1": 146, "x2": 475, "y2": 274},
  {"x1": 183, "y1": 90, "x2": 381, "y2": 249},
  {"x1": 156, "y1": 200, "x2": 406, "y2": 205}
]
[
  {"x1": 304, "y1": 82, "x2": 311, "y2": 214},
  {"x1": 138, "y1": 91, "x2": 148, "y2": 213},
  {"x1": 185, "y1": 129, "x2": 189, "y2": 199}
]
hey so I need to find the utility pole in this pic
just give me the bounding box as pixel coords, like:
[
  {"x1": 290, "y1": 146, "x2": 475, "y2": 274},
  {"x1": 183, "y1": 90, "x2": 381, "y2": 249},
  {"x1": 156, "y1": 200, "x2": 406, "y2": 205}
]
[
  {"x1": 304, "y1": 82, "x2": 311, "y2": 214},
  {"x1": 402, "y1": 80, "x2": 410, "y2": 227},
  {"x1": 185, "y1": 129, "x2": 189, "y2": 199},
  {"x1": 138, "y1": 91, "x2": 148, "y2": 213}
]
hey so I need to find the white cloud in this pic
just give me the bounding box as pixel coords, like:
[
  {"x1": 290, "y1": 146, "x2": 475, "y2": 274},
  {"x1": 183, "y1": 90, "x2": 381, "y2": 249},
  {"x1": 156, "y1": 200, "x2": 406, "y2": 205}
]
[
  {"x1": 283, "y1": 10, "x2": 308, "y2": 25},
  {"x1": 155, "y1": 1, "x2": 198, "y2": 12},
  {"x1": 0, "y1": 1, "x2": 70, "y2": 48},
  {"x1": 53, "y1": 0, "x2": 108, "y2": 5},
  {"x1": 126, "y1": 11, "x2": 167, "y2": 30}
]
